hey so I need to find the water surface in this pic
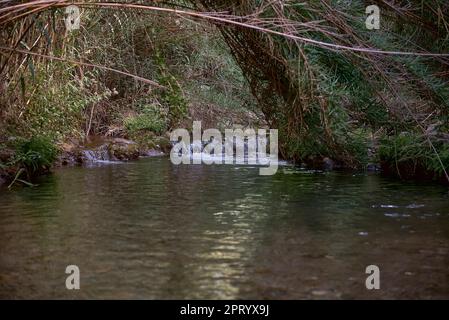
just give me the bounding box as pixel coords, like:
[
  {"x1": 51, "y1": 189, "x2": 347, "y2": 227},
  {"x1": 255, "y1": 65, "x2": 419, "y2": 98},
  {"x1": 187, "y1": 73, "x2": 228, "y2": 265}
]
[{"x1": 1, "y1": 158, "x2": 448, "y2": 299}]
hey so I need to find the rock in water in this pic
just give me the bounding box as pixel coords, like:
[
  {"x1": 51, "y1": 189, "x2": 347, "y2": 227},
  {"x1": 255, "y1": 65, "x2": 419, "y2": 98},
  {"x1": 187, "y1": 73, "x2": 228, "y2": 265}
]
[
  {"x1": 108, "y1": 139, "x2": 139, "y2": 161},
  {"x1": 323, "y1": 157, "x2": 334, "y2": 170}
]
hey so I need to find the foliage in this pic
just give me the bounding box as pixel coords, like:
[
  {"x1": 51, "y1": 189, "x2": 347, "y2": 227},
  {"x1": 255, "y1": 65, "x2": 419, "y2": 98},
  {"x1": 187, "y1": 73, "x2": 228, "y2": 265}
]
[
  {"x1": 154, "y1": 51, "x2": 188, "y2": 128},
  {"x1": 3, "y1": 61, "x2": 112, "y2": 140},
  {"x1": 1, "y1": 0, "x2": 449, "y2": 181},
  {"x1": 124, "y1": 103, "x2": 167, "y2": 135},
  {"x1": 10, "y1": 136, "x2": 58, "y2": 176},
  {"x1": 196, "y1": 0, "x2": 449, "y2": 177},
  {"x1": 378, "y1": 133, "x2": 449, "y2": 179}
]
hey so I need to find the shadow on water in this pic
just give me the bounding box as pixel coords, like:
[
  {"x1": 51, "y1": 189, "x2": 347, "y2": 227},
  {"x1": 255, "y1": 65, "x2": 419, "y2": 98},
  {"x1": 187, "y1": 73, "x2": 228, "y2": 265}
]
[{"x1": 0, "y1": 158, "x2": 448, "y2": 299}]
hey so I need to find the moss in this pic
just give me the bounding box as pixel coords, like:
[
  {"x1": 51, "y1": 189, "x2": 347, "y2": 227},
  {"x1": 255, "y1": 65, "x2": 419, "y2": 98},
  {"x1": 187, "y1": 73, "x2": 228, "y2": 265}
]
[{"x1": 108, "y1": 141, "x2": 140, "y2": 161}]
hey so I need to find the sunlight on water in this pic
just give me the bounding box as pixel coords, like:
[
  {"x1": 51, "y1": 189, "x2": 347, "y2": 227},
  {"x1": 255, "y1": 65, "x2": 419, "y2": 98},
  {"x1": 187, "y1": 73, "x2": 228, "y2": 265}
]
[{"x1": 0, "y1": 157, "x2": 448, "y2": 299}]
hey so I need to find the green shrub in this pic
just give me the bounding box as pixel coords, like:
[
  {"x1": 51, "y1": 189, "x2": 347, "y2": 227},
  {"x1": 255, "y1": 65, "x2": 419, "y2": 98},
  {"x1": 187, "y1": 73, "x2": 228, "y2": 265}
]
[
  {"x1": 154, "y1": 51, "x2": 188, "y2": 128},
  {"x1": 345, "y1": 129, "x2": 370, "y2": 166},
  {"x1": 124, "y1": 104, "x2": 167, "y2": 135},
  {"x1": 14, "y1": 64, "x2": 108, "y2": 140},
  {"x1": 378, "y1": 133, "x2": 449, "y2": 178},
  {"x1": 11, "y1": 136, "x2": 58, "y2": 175}
]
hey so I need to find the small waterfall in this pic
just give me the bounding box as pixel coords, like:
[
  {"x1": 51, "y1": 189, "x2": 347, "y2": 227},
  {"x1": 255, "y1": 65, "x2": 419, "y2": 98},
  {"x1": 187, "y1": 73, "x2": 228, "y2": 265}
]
[
  {"x1": 173, "y1": 135, "x2": 275, "y2": 165},
  {"x1": 81, "y1": 144, "x2": 111, "y2": 162}
]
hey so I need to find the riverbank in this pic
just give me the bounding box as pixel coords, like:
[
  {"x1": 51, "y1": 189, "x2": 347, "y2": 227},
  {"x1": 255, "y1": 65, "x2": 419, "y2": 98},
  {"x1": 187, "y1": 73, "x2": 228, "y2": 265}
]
[
  {"x1": 0, "y1": 135, "x2": 171, "y2": 188},
  {"x1": 2, "y1": 133, "x2": 448, "y2": 188}
]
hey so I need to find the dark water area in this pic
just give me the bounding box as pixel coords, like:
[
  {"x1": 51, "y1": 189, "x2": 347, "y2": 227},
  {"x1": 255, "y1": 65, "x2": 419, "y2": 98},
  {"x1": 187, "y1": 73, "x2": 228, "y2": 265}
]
[{"x1": 0, "y1": 157, "x2": 448, "y2": 299}]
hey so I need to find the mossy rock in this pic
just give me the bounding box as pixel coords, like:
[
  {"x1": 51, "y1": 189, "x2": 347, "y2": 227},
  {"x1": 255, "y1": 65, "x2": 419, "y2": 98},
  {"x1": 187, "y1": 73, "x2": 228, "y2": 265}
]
[
  {"x1": 137, "y1": 138, "x2": 158, "y2": 153},
  {"x1": 108, "y1": 139, "x2": 140, "y2": 161}
]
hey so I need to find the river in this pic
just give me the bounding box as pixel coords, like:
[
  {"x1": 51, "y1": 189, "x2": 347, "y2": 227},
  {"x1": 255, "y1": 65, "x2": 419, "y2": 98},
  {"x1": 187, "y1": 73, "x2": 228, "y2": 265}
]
[{"x1": 0, "y1": 157, "x2": 448, "y2": 299}]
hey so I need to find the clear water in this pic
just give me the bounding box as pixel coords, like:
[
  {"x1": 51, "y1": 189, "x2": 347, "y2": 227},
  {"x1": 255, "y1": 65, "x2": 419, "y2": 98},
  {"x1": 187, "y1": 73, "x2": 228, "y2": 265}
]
[{"x1": 0, "y1": 158, "x2": 448, "y2": 299}]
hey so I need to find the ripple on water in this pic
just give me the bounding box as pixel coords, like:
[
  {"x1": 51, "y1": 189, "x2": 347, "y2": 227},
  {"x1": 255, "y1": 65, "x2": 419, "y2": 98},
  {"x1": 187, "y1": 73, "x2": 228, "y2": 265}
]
[{"x1": 0, "y1": 158, "x2": 449, "y2": 299}]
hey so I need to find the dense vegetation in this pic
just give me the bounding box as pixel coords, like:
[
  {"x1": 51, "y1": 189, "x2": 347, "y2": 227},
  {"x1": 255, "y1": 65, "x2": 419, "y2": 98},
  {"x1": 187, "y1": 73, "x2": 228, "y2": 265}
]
[{"x1": 1, "y1": 0, "x2": 448, "y2": 185}]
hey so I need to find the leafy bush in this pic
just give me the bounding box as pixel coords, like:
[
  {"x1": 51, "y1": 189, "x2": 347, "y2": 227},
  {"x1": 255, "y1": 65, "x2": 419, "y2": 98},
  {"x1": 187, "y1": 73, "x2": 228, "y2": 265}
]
[
  {"x1": 13, "y1": 64, "x2": 109, "y2": 140},
  {"x1": 378, "y1": 133, "x2": 449, "y2": 178},
  {"x1": 154, "y1": 51, "x2": 188, "y2": 128},
  {"x1": 11, "y1": 136, "x2": 58, "y2": 175},
  {"x1": 124, "y1": 104, "x2": 167, "y2": 135}
]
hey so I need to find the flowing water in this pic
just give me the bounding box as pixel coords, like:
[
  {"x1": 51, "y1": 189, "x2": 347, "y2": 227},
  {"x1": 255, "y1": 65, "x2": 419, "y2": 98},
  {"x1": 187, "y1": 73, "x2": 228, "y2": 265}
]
[{"x1": 0, "y1": 157, "x2": 448, "y2": 299}]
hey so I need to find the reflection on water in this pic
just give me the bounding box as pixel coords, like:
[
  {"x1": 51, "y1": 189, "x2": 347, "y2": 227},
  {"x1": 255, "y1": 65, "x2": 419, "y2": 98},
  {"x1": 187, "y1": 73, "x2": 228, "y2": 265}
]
[{"x1": 0, "y1": 158, "x2": 448, "y2": 299}]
